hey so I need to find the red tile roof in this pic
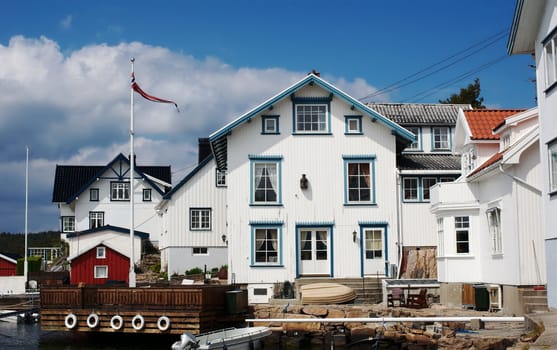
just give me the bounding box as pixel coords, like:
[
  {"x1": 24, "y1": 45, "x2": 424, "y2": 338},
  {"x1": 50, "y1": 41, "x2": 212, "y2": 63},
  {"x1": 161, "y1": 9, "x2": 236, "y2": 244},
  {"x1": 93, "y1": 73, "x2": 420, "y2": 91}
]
[
  {"x1": 463, "y1": 109, "x2": 525, "y2": 140},
  {"x1": 467, "y1": 150, "x2": 505, "y2": 178}
]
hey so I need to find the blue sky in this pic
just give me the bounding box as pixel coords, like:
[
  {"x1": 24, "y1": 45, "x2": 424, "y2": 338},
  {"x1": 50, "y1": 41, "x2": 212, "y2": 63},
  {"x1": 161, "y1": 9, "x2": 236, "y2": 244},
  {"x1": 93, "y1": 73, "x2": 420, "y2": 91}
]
[{"x1": 0, "y1": 0, "x2": 534, "y2": 233}]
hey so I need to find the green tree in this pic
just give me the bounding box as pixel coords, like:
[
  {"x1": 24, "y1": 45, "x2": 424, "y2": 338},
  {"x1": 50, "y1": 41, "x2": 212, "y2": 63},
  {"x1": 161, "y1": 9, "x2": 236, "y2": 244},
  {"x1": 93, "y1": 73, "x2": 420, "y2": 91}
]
[{"x1": 439, "y1": 78, "x2": 485, "y2": 109}]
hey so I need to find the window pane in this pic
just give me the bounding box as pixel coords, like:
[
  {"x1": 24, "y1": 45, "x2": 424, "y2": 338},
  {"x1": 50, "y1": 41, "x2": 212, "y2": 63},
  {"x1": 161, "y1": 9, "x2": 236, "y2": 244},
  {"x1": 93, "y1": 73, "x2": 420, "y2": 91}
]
[
  {"x1": 296, "y1": 105, "x2": 327, "y2": 132},
  {"x1": 422, "y1": 177, "x2": 437, "y2": 200},
  {"x1": 253, "y1": 163, "x2": 278, "y2": 203},
  {"x1": 403, "y1": 178, "x2": 418, "y2": 200},
  {"x1": 550, "y1": 143, "x2": 557, "y2": 192},
  {"x1": 255, "y1": 228, "x2": 278, "y2": 263},
  {"x1": 347, "y1": 162, "x2": 372, "y2": 202},
  {"x1": 405, "y1": 127, "x2": 420, "y2": 150}
]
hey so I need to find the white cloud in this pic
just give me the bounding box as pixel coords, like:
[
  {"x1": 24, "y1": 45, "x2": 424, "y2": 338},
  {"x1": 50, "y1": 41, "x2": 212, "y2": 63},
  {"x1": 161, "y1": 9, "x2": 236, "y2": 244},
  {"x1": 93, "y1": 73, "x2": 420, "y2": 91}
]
[{"x1": 0, "y1": 35, "x2": 381, "y2": 232}]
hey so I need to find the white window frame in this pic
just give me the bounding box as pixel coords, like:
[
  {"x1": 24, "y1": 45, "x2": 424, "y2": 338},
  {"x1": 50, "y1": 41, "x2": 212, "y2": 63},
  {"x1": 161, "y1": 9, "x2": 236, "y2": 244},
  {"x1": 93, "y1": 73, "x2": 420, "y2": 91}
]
[
  {"x1": 111, "y1": 182, "x2": 130, "y2": 201},
  {"x1": 216, "y1": 169, "x2": 227, "y2": 187},
  {"x1": 437, "y1": 217, "x2": 444, "y2": 257},
  {"x1": 549, "y1": 140, "x2": 557, "y2": 194},
  {"x1": 345, "y1": 116, "x2": 362, "y2": 134},
  {"x1": 250, "y1": 156, "x2": 282, "y2": 205},
  {"x1": 94, "y1": 265, "x2": 108, "y2": 279},
  {"x1": 295, "y1": 104, "x2": 328, "y2": 133},
  {"x1": 89, "y1": 211, "x2": 104, "y2": 229},
  {"x1": 142, "y1": 189, "x2": 152, "y2": 201},
  {"x1": 96, "y1": 246, "x2": 106, "y2": 259},
  {"x1": 190, "y1": 208, "x2": 211, "y2": 231},
  {"x1": 262, "y1": 115, "x2": 279, "y2": 134},
  {"x1": 192, "y1": 247, "x2": 208, "y2": 255},
  {"x1": 364, "y1": 229, "x2": 383, "y2": 259},
  {"x1": 253, "y1": 227, "x2": 280, "y2": 265},
  {"x1": 486, "y1": 208, "x2": 502, "y2": 255},
  {"x1": 403, "y1": 177, "x2": 419, "y2": 202},
  {"x1": 544, "y1": 32, "x2": 557, "y2": 88},
  {"x1": 432, "y1": 127, "x2": 450, "y2": 151},
  {"x1": 405, "y1": 127, "x2": 421, "y2": 151},
  {"x1": 455, "y1": 216, "x2": 470, "y2": 254},
  {"x1": 422, "y1": 177, "x2": 437, "y2": 201},
  {"x1": 90, "y1": 188, "x2": 99, "y2": 201},
  {"x1": 62, "y1": 216, "x2": 75, "y2": 232},
  {"x1": 344, "y1": 157, "x2": 376, "y2": 205}
]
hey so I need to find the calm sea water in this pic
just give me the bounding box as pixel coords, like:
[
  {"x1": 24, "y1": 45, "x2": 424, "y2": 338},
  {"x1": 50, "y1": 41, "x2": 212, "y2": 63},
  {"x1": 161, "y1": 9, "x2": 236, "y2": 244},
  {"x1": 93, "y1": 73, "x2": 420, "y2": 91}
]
[
  {"x1": 0, "y1": 321, "x2": 178, "y2": 350},
  {"x1": 0, "y1": 321, "x2": 405, "y2": 350}
]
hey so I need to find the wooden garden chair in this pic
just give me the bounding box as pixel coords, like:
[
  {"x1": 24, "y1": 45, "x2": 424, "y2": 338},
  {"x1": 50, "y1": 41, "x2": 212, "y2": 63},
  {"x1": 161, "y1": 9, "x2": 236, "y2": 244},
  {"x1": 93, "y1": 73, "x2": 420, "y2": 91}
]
[
  {"x1": 387, "y1": 287, "x2": 406, "y2": 307},
  {"x1": 407, "y1": 288, "x2": 428, "y2": 309}
]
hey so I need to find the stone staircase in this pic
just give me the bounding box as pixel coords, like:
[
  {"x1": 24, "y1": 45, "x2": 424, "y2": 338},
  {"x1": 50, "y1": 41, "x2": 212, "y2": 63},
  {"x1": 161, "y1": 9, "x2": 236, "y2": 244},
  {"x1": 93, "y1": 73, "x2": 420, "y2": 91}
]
[
  {"x1": 295, "y1": 277, "x2": 384, "y2": 304},
  {"x1": 521, "y1": 287, "x2": 548, "y2": 314}
]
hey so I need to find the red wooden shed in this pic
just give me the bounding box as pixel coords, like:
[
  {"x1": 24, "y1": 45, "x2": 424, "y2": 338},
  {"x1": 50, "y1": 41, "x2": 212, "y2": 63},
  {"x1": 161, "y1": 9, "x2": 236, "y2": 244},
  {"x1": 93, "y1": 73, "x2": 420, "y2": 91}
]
[
  {"x1": 69, "y1": 242, "x2": 129, "y2": 285},
  {"x1": 0, "y1": 253, "x2": 17, "y2": 276}
]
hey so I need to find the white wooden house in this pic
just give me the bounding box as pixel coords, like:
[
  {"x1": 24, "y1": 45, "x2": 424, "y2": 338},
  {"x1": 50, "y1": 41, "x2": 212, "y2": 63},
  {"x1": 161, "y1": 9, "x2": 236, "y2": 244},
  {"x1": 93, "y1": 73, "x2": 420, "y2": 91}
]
[
  {"x1": 508, "y1": 0, "x2": 557, "y2": 309},
  {"x1": 52, "y1": 153, "x2": 171, "y2": 247},
  {"x1": 368, "y1": 104, "x2": 468, "y2": 279},
  {"x1": 208, "y1": 73, "x2": 414, "y2": 302},
  {"x1": 430, "y1": 108, "x2": 545, "y2": 314},
  {"x1": 157, "y1": 139, "x2": 228, "y2": 276}
]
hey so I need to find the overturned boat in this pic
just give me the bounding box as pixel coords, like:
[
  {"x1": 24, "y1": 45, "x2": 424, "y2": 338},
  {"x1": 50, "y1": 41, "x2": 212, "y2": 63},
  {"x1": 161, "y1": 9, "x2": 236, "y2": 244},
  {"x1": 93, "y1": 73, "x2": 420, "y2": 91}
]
[
  {"x1": 300, "y1": 282, "x2": 356, "y2": 304},
  {"x1": 171, "y1": 326, "x2": 272, "y2": 350}
]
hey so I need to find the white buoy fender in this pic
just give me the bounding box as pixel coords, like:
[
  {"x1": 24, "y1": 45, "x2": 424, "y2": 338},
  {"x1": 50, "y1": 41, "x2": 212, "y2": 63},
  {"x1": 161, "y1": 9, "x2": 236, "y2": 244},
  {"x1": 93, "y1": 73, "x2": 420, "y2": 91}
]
[
  {"x1": 110, "y1": 315, "x2": 124, "y2": 330},
  {"x1": 64, "y1": 313, "x2": 77, "y2": 329},
  {"x1": 86, "y1": 313, "x2": 100, "y2": 328},
  {"x1": 132, "y1": 314, "x2": 145, "y2": 330},
  {"x1": 157, "y1": 315, "x2": 170, "y2": 331}
]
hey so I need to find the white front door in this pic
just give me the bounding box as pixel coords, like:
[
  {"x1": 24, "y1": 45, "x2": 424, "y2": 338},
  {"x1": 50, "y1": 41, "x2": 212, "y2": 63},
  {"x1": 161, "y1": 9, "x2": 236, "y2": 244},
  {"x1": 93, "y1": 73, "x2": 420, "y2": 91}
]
[
  {"x1": 299, "y1": 228, "x2": 330, "y2": 276},
  {"x1": 362, "y1": 228, "x2": 386, "y2": 276}
]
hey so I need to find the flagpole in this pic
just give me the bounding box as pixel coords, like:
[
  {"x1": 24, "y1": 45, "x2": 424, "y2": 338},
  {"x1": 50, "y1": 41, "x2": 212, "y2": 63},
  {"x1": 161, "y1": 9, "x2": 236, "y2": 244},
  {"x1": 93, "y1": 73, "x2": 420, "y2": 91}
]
[
  {"x1": 129, "y1": 58, "x2": 136, "y2": 288},
  {"x1": 24, "y1": 146, "x2": 29, "y2": 288}
]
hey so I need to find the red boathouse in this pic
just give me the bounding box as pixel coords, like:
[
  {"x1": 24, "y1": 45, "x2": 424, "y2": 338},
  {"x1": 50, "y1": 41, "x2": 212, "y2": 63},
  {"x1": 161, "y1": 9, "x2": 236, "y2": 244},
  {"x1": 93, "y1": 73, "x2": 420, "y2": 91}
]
[
  {"x1": 0, "y1": 253, "x2": 17, "y2": 276},
  {"x1": 69, "y1": 243, "x2": 129, "y2": 285}
]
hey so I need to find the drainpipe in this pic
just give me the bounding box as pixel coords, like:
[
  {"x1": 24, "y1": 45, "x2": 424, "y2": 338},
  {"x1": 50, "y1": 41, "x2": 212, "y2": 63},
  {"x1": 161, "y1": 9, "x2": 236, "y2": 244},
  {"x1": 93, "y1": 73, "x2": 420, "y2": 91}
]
[
  {"x1": 395, "y1": 169, "x2": 403, "y2": 279},
  {"x1": 498, "y1": 165, "x2": 542, "y2": 195}
]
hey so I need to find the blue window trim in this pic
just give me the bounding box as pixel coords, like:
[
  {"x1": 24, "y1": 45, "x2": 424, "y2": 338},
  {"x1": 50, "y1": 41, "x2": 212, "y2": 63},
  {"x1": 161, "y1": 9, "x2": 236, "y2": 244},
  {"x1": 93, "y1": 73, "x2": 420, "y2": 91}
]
[
  {"x1": 292, "y1": 96, "x2": 332, "y2": 134},
  {"x1": 402, "y1": 177, "x2": 420, "y2": 202},
  {"x1": 250, "y1": 222, "x2": 283, "y2": 267},
  {"x1": 249, "y1": 155, "x2": 283, "y2": 206},
  {"x1": 295, "y1": 223, "x2": 334, "y2": 278},
  {"x1": 404, "y1": 126, "x2": 422, "y2": 152},
  {"x1": 344, "y1": 115, "x2": 363, "y2": 135},
  {"x1": 343, "y1": 155, "x2": 376, "y2": 205},
  {"x1": 430, "y1": 126, "x2": 452, "y2": 152},
  {"x1": 261, "y1": 115, "x2": 280, "y2": 134},
  {"x1": 401, "y1": 175, "x2": 456, "y2": 203},
  {"x1": 358, "y1": 223, "x2": 389, "y2": 277}
]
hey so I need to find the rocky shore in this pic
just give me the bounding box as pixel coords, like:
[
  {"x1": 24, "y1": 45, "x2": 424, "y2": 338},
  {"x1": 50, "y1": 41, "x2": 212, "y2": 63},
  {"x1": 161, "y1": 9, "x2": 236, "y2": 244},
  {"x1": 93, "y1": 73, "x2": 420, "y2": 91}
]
[{"x1": 251, "y1": 303, "x2": 539, "y2": 349}]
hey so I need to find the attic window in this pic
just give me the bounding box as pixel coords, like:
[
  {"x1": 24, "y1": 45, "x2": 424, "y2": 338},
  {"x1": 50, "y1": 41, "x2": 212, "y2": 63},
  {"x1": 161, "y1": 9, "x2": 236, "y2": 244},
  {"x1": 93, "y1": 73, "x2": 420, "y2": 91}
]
[{"x1": 96, "y1": 246, "x2": 106, "y2": 259}]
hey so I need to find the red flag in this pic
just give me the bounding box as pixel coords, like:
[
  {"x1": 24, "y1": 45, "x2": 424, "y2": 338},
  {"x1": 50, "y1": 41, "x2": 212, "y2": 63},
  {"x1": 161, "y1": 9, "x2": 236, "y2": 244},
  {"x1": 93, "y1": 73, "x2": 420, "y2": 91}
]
[{"x1": 131, "y1": 72, "x2": 178, "y2": 110}]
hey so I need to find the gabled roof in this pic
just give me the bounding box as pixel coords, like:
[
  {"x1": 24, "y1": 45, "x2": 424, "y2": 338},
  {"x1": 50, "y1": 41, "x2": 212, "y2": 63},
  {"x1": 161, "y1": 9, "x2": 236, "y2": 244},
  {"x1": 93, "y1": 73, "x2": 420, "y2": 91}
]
[
  {"x1": 52, "y1": 153, "x2": 171, "y2": 204},
  {"x1": 67, "y1": 239, "x2": 129, "y2": 261},
  {"x1": 65, "y1": 225, "x2": 149, "y2": 239},
  {"x1": 367, "y1": 103, "x2": 472, "y2": 125},
  {"x1": 463, "y1": 109, "x2": 525, "y2": 140},
  {"x1": 0, "y1": 252, "x2": 17, "y2": 264},
  {"x1": 163, "y1": 155, "x2": 213, "y2": 199},
  {"x1": 397, "y1": 154, "x2": 461, "y2": 171},
  {"x1": 209, "y1": 73, "x2": 415, "y2": 170}
]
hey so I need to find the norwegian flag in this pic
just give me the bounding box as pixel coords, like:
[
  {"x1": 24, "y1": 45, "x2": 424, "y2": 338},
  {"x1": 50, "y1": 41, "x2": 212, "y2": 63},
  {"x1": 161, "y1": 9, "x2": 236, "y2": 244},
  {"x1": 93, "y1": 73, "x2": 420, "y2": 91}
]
[{"x1": 131, "y1": 72, "x2": 179, "y2": 111}]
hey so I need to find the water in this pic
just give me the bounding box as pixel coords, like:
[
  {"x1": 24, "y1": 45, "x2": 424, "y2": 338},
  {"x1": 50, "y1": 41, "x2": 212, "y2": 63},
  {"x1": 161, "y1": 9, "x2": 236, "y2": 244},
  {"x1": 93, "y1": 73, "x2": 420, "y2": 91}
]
[
  {"x1": 0, "y1": 322, "x2": 406, "y2": 350},
  {"x1": 0, "y1": 322, "x2": 177, "y2": 350}
]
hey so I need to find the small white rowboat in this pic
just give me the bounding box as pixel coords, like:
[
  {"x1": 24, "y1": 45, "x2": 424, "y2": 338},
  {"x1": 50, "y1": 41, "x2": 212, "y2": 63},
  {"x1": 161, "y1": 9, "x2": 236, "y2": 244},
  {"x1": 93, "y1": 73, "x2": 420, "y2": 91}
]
[{"x1": 171, "y1": 326, "x2": 272, "y2": 350}]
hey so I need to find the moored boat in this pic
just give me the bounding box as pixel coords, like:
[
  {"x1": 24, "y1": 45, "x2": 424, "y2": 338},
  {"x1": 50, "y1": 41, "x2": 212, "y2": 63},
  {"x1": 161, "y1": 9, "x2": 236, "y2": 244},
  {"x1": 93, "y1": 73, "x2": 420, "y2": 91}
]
[{"x1": 171, "y1": 326, "x2": 272, "y2": 350}]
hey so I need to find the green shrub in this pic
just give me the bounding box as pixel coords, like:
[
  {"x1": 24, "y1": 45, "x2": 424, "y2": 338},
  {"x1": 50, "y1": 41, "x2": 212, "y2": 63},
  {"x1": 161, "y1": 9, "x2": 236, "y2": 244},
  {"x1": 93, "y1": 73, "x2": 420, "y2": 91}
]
[
  {"x1": 17, "y1": 256, "x2": 42, "y2": 275},
  {"x1": 185, "y1": 267, "x2": 203, "y2": 275}
]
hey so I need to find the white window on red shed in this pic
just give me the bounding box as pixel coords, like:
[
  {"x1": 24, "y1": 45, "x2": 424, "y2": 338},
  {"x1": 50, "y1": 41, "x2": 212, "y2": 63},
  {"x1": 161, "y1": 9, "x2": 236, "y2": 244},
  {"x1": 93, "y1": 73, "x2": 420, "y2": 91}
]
[
  {"x1": 96, "y1": 246, "x2": 106, "y2": 258},
  {"x1": 94, "y1": 265, "x2": 108, "y2": 278}
]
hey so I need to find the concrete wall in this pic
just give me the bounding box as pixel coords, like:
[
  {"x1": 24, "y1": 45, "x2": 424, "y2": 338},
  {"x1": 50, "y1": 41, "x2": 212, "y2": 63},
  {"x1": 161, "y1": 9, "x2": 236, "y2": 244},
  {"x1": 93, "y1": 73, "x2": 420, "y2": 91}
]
[{"x1": 0, "y1": 276, "x2": 26, "y2": 294}]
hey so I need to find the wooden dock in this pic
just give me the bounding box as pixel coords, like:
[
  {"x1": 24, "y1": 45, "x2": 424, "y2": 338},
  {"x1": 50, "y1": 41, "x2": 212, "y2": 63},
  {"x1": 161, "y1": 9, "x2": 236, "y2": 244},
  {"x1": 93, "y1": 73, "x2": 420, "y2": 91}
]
[{"x1": 40, "y1": 285, "x2": 248, "y2": 334}]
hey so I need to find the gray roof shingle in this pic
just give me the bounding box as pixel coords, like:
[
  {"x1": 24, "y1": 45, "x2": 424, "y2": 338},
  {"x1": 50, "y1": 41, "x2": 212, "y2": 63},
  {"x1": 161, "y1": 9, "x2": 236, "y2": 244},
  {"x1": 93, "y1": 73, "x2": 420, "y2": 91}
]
[
  {"x1": 367, "y1": 103, "x2": 472, "y2": 125},
  {"x1": 397, "y1": 154, "x2": 462, "y2": 171}
]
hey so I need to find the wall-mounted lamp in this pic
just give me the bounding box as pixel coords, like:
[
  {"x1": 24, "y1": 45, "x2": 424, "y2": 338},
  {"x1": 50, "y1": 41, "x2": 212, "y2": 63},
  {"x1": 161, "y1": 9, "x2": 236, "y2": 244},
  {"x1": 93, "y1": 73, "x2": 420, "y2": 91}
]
[
  {"x1": 352, "y1": 230, "x2": 358, "y2": 243},
  {"x1": 300, "y1": 174, "x2": 308, "y2": 190},
  {"x1": 221, "y1": 234, "x2": 228, "y2": 245}
]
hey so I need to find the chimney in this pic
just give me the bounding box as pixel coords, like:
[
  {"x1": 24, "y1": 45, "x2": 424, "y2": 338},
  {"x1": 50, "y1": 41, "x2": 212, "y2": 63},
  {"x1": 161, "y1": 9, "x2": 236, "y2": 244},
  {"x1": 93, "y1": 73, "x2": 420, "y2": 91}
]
[
  {"x1": 308, "y1": 69, "x2": 320, "y2": 77},
  {"x1": 198, "y1": 138, "x2": 212, "y2": 164}
]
